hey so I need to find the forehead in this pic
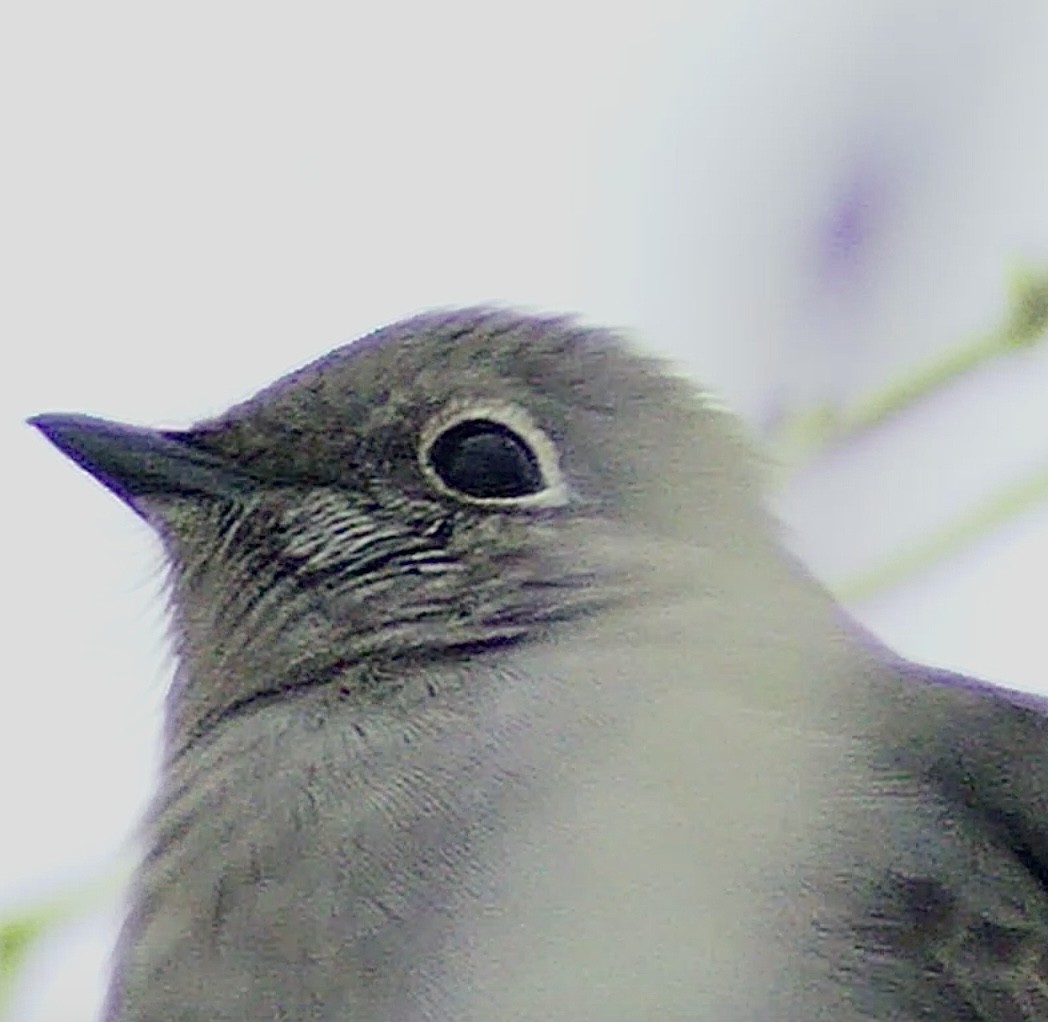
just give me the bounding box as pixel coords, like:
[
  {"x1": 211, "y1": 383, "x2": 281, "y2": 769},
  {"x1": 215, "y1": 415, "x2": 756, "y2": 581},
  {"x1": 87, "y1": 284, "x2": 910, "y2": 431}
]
[
  {"x1": 219, "y1": 309, "x2": 647, "y2": 434},
  {"x1": 186, "y1": 309, "x2": 662, "y2": 483},
  {"x1": 177, "y1": 308, "x2": 761, "y2": 536}
]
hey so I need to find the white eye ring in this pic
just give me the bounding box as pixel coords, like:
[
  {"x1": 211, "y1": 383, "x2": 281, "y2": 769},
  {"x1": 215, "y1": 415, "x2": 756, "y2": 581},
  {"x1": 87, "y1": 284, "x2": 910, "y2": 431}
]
[{"x1": 419, "y1": 400, "x2": 568, "y2": 507}]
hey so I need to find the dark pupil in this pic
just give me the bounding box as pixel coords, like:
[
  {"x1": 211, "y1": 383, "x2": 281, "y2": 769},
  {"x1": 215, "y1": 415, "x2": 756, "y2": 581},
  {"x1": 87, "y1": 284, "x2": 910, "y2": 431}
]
[{"x1": 429, "y1": 419, "x2": 544, "y2": 499}]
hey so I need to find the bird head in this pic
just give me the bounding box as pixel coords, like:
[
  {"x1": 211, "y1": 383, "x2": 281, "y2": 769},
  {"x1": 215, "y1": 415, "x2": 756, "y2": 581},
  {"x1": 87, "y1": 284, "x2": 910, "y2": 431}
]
[{"x1": 32, "y1": 308, "x2": 778, "y2": 752}]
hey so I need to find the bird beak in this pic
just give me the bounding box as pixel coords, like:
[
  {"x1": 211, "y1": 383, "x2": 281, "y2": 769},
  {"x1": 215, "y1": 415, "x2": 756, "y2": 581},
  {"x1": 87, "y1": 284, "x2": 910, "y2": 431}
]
[{"x1": 29, "y1": 413, "x2": 255, "y2": 514}]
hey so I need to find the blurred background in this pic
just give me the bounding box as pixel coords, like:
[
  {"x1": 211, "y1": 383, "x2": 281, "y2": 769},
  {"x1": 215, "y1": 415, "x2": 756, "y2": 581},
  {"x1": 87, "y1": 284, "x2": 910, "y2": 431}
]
[{"x1": 4, "y1": 1, "x2": 1048, "y2": 1018}]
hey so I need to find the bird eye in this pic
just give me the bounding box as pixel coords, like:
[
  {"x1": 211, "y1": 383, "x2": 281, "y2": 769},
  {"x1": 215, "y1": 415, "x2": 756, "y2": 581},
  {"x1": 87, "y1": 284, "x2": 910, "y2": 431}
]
[
  {"x1": 428, "y1": 419, "x2": 543, "y2": 499},
  {"x1": 420, "y1": 404, "x2": 567, "y2": 506}
]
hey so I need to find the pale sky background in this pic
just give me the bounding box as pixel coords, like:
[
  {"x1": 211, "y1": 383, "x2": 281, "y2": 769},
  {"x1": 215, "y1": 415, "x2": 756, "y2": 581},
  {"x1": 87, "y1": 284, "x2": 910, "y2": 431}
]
[{"x1": 4, "y1": 2, "x2": 1048, "y2": 1019}]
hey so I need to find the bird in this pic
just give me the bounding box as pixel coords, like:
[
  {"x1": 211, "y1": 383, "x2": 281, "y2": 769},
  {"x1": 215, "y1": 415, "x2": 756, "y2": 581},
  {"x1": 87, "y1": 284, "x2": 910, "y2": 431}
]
[{"x1": 30, "y1": 307, "x2": 1048, "y2": 1021}]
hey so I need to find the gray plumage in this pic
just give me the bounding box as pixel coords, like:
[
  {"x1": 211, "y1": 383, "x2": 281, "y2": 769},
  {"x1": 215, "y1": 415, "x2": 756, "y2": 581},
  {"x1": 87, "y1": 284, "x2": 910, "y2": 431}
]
[{"x1": 31, "y1": 308, "x2": 1048, "y2": 1021}]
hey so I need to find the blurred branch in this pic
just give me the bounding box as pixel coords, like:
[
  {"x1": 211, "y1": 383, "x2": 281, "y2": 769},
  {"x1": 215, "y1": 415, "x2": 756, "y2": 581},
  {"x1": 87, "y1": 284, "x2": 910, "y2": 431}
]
[
  {"x1": 772, "y1": 265, "x2": 1048, "y2": 471},
  {"x1": 768, "y1": 264, "x2": 1048, "y2": 603},
  {"x1": 0, "y1": 868, "x2": 126, "y2": 1020},
  {"x1": 835, "y1": 457, "x2": 1048, "y2": 603}
]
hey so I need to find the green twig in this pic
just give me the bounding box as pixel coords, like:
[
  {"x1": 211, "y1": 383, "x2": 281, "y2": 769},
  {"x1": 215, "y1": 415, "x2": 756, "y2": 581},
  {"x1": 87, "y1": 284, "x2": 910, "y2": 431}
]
[
  {"x1": 772, "y1": 266, "x2": 1048, "y2": 471},
  {"x1": 836, "y1": 458, "x2": 1048, "y2": 603},
  {"x1": 0, "y1": 866, "x2": 127, "y2": 1019}
]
